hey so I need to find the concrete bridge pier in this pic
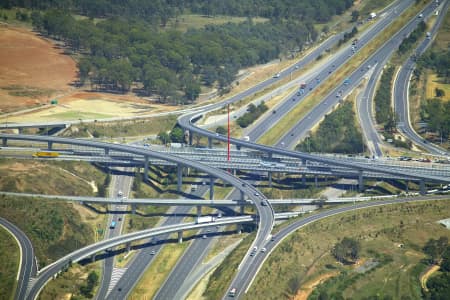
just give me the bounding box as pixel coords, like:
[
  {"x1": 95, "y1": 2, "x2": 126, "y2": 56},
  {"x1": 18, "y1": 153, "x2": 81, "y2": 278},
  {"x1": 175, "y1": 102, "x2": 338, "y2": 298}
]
[
  {"x1": 302, "y1": 174, "x2": 306, "y2": 186},
  {"x1": 240, "y1": 205, "x2": 245, "y2": 215},
  {"x1": 236, "y1": 145, "x2": 241, "y2": 150},
  {"x1": 196, "y1": 205, "x2": 202, "y2": 218},
  {"x1": 405, "y1": 180, "x2": 409, "y2": 192},
  {"x1": 208, "y1": 137, "x2": 212, "y2": 148},
  {"x1": 131, "y1": 204, "x2": 136, "y2": 214},
  {"x1": 178, "y1": 231, "x2": 183, "y2": 243},
  {"x1": 358, "y1": 170, "x2": 364, "y2": 192},
  {"x1": 177, "y1": 164, "x2": 183, "y2": 192},
  {"x1": 144, "y1": 155, "x2": 149, "y2": 182},
  {"x1": 240, "y1": 190, "x2": 245, "y2": 201},
  {"x1": 420, "y1": 180, "x2": 426, "y2": 195},
  {"x1": 314, "y1": 175, "x2": 318, "y2": 188},
  {"x1": 237, "y1": 224, "x2": 242, "y2": 234},
  {"x1": 2, "y1": 137, "x2": 6, "y2": 147},
  {"x1": 91, "y1": 254, "x2": 96, "y2": 262},
  {"x1": 104, "y1": 148, "x2": 109, "y2": 156},
  {"x1": 268, "y1": 171, "x2": 272, "y2": 187},
  {"x1": 209, "y1": 177, "x2": 214, "y2": 200},
  {"x1": 188, "y1": 131, "x2": 193, "y2": 145},
  {"x1": 48, "y1": 141, "x2": 53, "y2": 150},
  {"x1": 126, "y1": 242, "x2": 131, "y2": 252}
]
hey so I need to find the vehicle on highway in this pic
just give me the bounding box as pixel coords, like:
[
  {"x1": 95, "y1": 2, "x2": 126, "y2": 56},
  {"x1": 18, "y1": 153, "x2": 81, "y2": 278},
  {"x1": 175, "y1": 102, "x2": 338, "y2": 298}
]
[
  {"x1": 243, "y1": 136, "x2": 250, "y2": 142},
  {"x1": 110, "y1": 221, "x2": 116, "y2": 229},
  {"x1": 344, "y1": 78, "x2": 350, "y2": 85},
  {"x1": 229, "y1": 288, "x2": 237, "y2": 297},
  {"x1": 150, "y1": 250, "x2": 156, "y2": 255},
  {"x1": 32, "y1": 151, "x2": 59, "y2": 158},
  {"x1": 118, "y1": 190, "x2": 123, "y2": 197},
  {"x1": 273, "y1": 73, "x2": 280, "y2": 78},
  {"x1": 196, "y1": 216, "x2": 216, "y2": 224},
  {"x1": 261, "y1": 200, "x2": 268, "y2": 206},
  {"x1": 202, "y1": 234, "x2": 207, "y2": 239},
  {"x1": 261, "y1": 247, "x2": 266, "y2": 253}
]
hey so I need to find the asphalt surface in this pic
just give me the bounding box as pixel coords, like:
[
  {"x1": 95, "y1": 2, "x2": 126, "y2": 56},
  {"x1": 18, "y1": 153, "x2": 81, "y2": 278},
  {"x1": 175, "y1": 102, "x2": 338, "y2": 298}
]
[
  {"x1": 274, "y1": 0, "x2": 440, "y2": 150},
  {"x1": 96, "y1": 170, "x2": 133, "y2": 299},
  {"x1": 0, "y1": 217, "x2": 36, "y2": 300},
  {"x1": 394, "y1": 0, "x2": 449, "y2": 156}
]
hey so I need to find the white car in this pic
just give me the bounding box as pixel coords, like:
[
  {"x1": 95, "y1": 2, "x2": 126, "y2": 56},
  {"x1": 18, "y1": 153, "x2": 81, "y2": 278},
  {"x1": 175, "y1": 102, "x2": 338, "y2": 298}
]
[{"x1": 273, "y1": 73, "x2": 280, "y2": 78}]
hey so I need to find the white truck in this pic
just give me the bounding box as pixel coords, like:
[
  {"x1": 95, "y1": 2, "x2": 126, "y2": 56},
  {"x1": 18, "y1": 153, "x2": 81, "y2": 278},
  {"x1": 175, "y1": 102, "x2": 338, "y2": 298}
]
[{"x1": 195, "y1": 216, "x2": 216, "y2": 224}]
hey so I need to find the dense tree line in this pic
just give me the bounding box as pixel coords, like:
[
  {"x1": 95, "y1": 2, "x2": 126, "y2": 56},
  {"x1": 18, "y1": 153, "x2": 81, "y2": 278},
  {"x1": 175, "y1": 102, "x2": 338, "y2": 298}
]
[
  {"x1": 237, "y1": 102, "x2": 268, "y2": 128},
  {"x1": 420, "y1": 98, "x2": 450, "y2": 140},
  {"x1": 296, "y1": 101, "x2": 364, "y2": 154},
  {"x1": 29, "y1": 10, "x2": 316, "y2": 102},
  {"x1": 374, "y1": 65, "x2": 396, "y2": 132},
  {"x1": 2, "y1": 0, "x2": 353, "y2": 22},
  {"x1": 398, "y1": 20, "x2": 426, "y2": 55},
  {"x1": 418, "y1": 49, "x2": 450, "y2": 83},
  {"x1": 5, "y1": 0, "x2": 354, "y2": 102}
]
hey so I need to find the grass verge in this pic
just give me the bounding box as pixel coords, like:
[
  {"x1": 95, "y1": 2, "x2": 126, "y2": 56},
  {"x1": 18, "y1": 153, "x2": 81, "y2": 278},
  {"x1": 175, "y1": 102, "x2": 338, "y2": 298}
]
[
  {"x1": 244, "y1": 199, "x2": 450, "y2": 300},
  {"x1": 129, "y1": 242, "x2": 190, "y2": 299},
  {"x1": 0, "y1": 225, "x2": 19, "y2": 300}
]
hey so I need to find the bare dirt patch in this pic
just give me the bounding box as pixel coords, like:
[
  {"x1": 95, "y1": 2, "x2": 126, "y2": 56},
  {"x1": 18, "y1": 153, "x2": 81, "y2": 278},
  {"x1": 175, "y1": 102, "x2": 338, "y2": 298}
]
[
  {"x1": 0, "y1": 25, "x2": 77, "y2": 113},
  {"x1": 420, "y1": 264, "x2": 440, "y2": 292},
  {"x1": 294, "y1": 271, "x2": 340, "y2": 300}
]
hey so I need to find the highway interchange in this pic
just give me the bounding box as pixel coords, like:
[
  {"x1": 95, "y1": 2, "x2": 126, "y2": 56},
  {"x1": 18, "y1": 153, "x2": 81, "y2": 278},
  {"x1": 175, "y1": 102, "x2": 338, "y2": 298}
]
[{"x1": 1, "y1": 0, "x2": 449, "y2": 299}]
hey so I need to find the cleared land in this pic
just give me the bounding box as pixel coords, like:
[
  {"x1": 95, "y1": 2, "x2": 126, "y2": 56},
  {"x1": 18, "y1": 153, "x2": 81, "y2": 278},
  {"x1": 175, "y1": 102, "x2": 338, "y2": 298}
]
[{"x1": 0, "y1": 25, "x2": 77, "y2": 113}]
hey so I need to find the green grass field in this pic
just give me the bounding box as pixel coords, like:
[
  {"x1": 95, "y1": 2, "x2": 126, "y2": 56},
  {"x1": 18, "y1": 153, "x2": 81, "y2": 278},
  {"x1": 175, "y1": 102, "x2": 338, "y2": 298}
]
[
  {"x1": 243, "y1": 199, "x2": 450, "y2": 300},
  {"x1": 0, "y1": 226, "x2": 19, "y2": 300}
]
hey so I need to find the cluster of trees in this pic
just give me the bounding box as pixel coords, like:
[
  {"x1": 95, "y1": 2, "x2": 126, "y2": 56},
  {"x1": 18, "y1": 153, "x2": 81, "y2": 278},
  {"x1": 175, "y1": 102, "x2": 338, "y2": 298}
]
[
  {"x1": 418, "y1": 49, "x2": 450, "y2": 83},
  {"x1": 79, "y1": 271, "x2": 99, "y2": 298},
  {"x1": 398, "y1": 21, "x2": 426, "y2": 55},
  {"x1": 374, "y1": 65, "x2": 397, "y2": 132},
  {"x1": 332, "y1": 237, "x2": 360, "y2": 263},
  {"x1": 296, "y1": 101, "x2": 364, "y2": 154},
  {"x1": 423, "y1": 236, "x2": 450, "y2": 299},
  {"x1": 337, "y1": 26, "x2": 358, "y2": 47},
  {"x1": 420, "y1": 98, "x2": 450, "y2": 141},
  {"x1": 157, "y1": 126, "x2": 186, "y2": 144},
  {"x1": 4, "y1": 0, "x2": 355, "y2": 102},
  {"x1": 237, "y1": 102, "x2": 268, "y2": 128}
]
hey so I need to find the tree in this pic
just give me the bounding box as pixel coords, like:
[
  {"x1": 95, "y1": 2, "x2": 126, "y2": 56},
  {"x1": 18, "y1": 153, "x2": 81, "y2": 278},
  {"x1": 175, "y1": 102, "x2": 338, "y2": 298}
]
[
  {"x1": 215, "y1": 126, "x2": 227, "y2": 135},
  {"x1": 169, "y1": 126, "x2": 185, "y2": 143},
  {"x1": 157, "y1": 131, "x2": 170, "y2": 144},
  {"x1": 435, "y1": 88, "x2": 445, "y2": 98},
  {"x1": 332, "y1": 237, "x2": 360, "y2": 263},
  {"x1": 351, "y1": 10, "x2": 359, "y2": 22}
]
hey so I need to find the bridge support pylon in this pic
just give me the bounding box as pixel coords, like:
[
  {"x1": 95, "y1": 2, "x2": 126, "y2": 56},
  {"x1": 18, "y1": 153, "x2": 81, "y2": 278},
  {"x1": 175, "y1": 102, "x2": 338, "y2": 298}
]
[
  {"x1": 91, "y1": 254, "x2": 96, "y2": 262},
  {"x1": 178, "y1": 231, "x2": 183, "y2": 243},
  {"x1": 144, "y1": 156, "x2": 149, "y2": 182},
  {"x1": 48, "y1": 141, "x2": 53, "y2": 150},
  {"x1": 104, "y1": 148, "x2": 109, "y2": 156},
  {"x1": 209, "y1": 177, "x2": 214, "y2": 200},
  {"x1": 358, "y1": 170, "x2": 364, "y2": 192},
  {"x1": 237, "y1": 224, "x2": 242, "y2": 234},
  {"x1": 240, "y1": 205, "x2": 245, "y2": 215},
  {"x1": 240, "y1": 190, "x2": 245, "y2": 201},
  {"x1": 208, "y1": 137, "x2": 212, "y2": 148},
  {"x1": 177, "y1": 164, "x2": 183, "y2": 192},
  {"x1": 315, "y1": 175, "x2": 318, "y2": 188},
  {"x1": 196, "y1": 205, "x2": 202, "y2": 218},
  {"x1": 2, "y1": 137, "x2": 6, "y2": 147},
  {"x1": 419, "y1": 180, "x2": 426, "y2": 195},
  {"x1": 126, "y1": 242, "x2": 131, "y2": 252},
  {"x1": 188, "y1": 131, "x2": 193, "y2": 146},
  {"x1": 302, "y1": 174, "x2": 306, "y2": 186},
  {"x1": 268, "y1": 171, "x2": 272, "y2": 187},
  {"x1": 131, "y1": 204, "x2": 136, "y2": 214}
]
